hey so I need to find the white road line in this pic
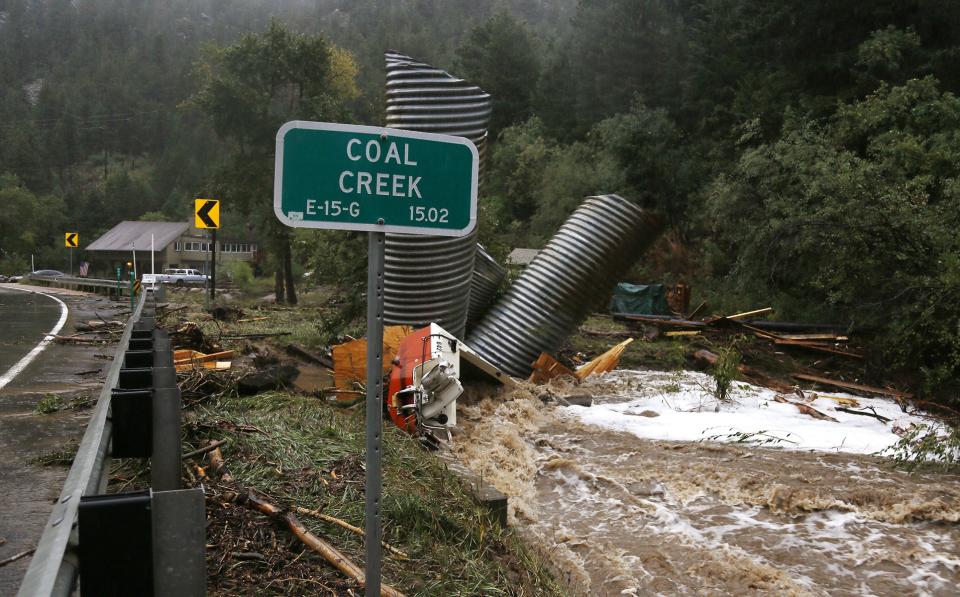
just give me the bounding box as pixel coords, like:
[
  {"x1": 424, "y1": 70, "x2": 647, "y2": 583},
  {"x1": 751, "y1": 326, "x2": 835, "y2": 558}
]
[{"x1": 0, "y1": 286, "x2": 70, "y2": 391}]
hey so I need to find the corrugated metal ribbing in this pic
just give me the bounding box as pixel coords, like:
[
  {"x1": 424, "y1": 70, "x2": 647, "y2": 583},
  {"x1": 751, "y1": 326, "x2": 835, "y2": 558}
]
[
  {"x1": 383, "y1": 51, "x2": 492, "y2": 338},
  {"x1": 467, "y1": 245, "x2": 506, "y2": 325},
  {"x1": 467, "y1": 195, "x2": 662, "y2": 377}
]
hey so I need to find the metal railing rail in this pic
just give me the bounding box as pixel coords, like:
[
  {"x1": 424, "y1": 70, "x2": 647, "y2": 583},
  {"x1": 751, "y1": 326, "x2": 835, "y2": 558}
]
[
  {"x1": 27, "y1": 275, "x2": 124, "y2": 293},
  {"x1": 17, "y1": 292, "x2": 148, "y2": 596}
]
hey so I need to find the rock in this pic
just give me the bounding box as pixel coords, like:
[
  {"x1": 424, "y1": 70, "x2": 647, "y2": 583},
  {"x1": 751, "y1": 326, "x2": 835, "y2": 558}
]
[
  {"x1": 237, "y1": 364, "x2": 299, "y2": 395},
  {"x1": 565, "y1": 394, "x2": 593, "y2": 407}
]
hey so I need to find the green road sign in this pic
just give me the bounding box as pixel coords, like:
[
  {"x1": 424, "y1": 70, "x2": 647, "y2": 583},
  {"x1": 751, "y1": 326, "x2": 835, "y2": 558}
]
[{"x1": 274, "y1": 121, "x2": 478, "y2": 237}]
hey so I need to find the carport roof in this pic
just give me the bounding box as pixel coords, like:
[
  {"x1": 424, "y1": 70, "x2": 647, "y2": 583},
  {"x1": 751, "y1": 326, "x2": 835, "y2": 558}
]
[{"x1": 86, "y1": 221, "x2": 190, "y2": 252}]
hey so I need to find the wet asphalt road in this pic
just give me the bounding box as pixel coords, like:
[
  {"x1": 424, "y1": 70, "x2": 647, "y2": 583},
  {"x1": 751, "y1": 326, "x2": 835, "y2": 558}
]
[
  {"x1": 0, "y1": 285, "x2": 124, "y2": 593},
  {"x1": 0, "y1": 287, "x2": 63, "y2": 379}
]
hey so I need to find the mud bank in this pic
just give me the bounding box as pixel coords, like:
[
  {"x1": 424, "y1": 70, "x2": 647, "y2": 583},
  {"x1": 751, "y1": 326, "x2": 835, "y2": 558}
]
[{"x1": 452, "y1": 374, "x2": 960, "y2": 596}]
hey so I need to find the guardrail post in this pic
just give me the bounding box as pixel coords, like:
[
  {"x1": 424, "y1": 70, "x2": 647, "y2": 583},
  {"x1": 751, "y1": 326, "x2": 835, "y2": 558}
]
[
  {"x1": 151, "y1": 328, "x2": 180, "y2": 491},
  {"x1": 78, "y1": 490, "x2": 154, "y2": 596}
]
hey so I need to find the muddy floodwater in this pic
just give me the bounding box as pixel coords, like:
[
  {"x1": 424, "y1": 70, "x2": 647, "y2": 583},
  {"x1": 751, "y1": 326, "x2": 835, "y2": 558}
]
[{"x1": 453, "y1": 373, "x2": 960, "y2": 596}]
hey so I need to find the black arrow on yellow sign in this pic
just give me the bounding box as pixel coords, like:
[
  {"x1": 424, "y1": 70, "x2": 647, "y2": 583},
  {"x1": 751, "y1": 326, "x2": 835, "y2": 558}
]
[
  {"x1": 65, "y1": 232, "x2": 78, "y2": 248},
  {"x1": 194, "y1": 199, "x2": 220, "y2": 229}
]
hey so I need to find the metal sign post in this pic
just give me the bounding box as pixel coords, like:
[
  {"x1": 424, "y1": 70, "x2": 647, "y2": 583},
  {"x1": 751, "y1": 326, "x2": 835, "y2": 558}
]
[
  {"x1": 364, "y1": 231, "x2": 385, "y2": 595},
  {"x1": 65, "y1": 232, "x2": 79, "y2": 276},
  {"x1": 194, "y1": 199, "x2": 220, "y2": 308},
  {"x1": 273, "y1": 121, "x2": 477, "y2": 595}
]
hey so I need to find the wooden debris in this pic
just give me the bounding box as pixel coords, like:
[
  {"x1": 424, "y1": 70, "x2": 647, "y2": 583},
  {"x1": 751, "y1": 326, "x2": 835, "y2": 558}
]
[
  {"x1": 174, "y1": 350, "x2": 235, "y2": 372},
  {"x1": 685, "y1": 301, "x2": 707, "y2": 320},
  {"x1": 286, "y1": 344, "x2": 334, "y2": 369},
  {"x1": 208, "y1": 447, "x2": 234, "y2": 483},
  {"x1": 293, "y1": 506, "x2": 409, "y2": 560},
  {"x1": 822, "y1": 395, "x2": 860, "y2": 408},
  {"x1": 664, "y1": 330, "x2": 700, "y2": 337},
  {"x1": 725, "y1": 307, "x2": 774, "y2": 321},
  {"x1": 793, "y1": 373, "x2": 913, "y2": 399},
  {"x1": 221, "y1": 332, "x2": 291, "y2": 339},
  {"x1": 575, "y1": 338, "x2": 633, "y2": 379},
  {"x1": 772, "y1": 339, "x2": 863, "y2": 359},
  {"x1": 615, "y1": 313, "x2": 706, "y2": 328},
  {"x1": 0, "y1": 548, "x2": 35, "y2": 568},
  {"x1": 332, "y1": 326, "x2": 412, "y2": 391},
  {"x1": 243, "y1": 491, "x2": 406, "y2": 597},
  {"x1": 529, "y1": 353, "x2": 576, "y2": 385},
  {"x1": 773, "y1": 394, "x2": 838, "y2": 422},
  {"x1": 777, "y1": 333, "x2": 849, "y2": 341},
  {"x1": 237, "y1": 317, "x2": 269, "y2": 323},
  {"x1": 183, "y1": 439, "x2": 228, "y2": 460},
  {"x1": 835, "y1": 407, "x2": 891, "y2": 424}
]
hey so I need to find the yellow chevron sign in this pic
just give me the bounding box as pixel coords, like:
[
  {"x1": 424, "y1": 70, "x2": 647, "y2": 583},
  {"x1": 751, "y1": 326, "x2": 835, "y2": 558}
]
[
  {"x1": 65, "y1": 232, "x2": 79, "y2": 248},
  {"x1": 194, "y1": 199, "x2": 220, "y2": 229}
]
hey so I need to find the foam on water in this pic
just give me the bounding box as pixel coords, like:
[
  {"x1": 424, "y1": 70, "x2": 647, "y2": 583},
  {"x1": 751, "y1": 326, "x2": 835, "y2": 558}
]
[{"x1": 452, "y1": 376, "x2": 960, "y2": 595}]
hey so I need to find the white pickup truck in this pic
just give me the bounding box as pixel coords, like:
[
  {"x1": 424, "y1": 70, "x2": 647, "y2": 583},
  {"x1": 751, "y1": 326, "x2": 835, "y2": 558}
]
[{"x1": 143, "y1": 268, "x2": 209, "y2": 286}]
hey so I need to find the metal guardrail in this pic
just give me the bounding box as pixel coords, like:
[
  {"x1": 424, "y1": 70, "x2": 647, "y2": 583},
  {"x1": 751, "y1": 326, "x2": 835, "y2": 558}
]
[
  {"x1": 17, "y1": 289, "x2": 204, "y2": 596},
  {"x1": 26, "y1": 275, "x2": 125, "y2": 294}
]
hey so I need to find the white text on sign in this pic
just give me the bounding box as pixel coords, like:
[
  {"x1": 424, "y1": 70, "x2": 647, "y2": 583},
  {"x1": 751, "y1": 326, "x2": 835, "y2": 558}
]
[{"x1": 336, "y1": 139, "x2": 422, "y2": 199}]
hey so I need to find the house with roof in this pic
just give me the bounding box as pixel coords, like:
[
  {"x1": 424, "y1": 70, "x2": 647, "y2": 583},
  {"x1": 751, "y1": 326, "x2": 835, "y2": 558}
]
[{"x1": 85, "y1": 220, "x2": 258, "y2": 278}]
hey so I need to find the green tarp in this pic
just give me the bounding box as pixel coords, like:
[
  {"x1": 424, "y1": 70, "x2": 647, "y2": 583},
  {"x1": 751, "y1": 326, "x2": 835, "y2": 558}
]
[{"x1": 609, "y1": 283, "x2": 671, "y2": 316}]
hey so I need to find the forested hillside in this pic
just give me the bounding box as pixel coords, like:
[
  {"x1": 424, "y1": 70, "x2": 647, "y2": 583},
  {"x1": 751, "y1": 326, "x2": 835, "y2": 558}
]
[{"x1": 2, "y1": 0, "x2": 959, "y2": 394}]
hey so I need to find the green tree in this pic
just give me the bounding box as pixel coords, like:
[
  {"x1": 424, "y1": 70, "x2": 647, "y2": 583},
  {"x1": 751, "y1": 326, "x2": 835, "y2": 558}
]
[
  {"x1": 705, "y1": 76, "x2": 960, "y2": 392},
  {"x1": 192, "y1": 20, "x2": 355, "y2": 304},
  {"x1": 456, "y1": 11, "x2": 541, "y2": 136}
]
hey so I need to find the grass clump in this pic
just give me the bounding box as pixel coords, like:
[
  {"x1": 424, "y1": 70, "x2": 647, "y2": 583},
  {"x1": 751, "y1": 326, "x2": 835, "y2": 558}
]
[
  {"x1": 34, "y1": 393, "x2": 65, "y2": 414},
  {"x1": 187, "y1": 391, "x2": 563, "y2": 596}
]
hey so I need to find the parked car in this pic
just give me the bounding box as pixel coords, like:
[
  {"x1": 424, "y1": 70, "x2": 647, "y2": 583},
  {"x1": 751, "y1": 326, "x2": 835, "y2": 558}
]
[
  {"x1": 0, "y1": 275, "x2": 8, "y2": 282},
  {"x1": 32, "y1": 269, "x2": 65, "y2": 277},
  {"x1": 153, "y1": 268, "x2": 209, "y2": 286}
]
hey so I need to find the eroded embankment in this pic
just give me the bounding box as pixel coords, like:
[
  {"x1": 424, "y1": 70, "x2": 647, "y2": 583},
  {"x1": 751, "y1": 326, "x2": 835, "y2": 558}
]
[{"x1": 452, "y1": 375, "x2": 960, "y2": 596}]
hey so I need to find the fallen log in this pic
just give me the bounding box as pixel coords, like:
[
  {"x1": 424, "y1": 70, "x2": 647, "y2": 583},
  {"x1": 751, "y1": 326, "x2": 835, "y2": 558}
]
[
  {"x1": 835, "y1": 406, "x2": 890, "y2": 424},
  {"x1": 772, "y1": 340, "x2": 863, "y2": 359},
  {"x1": 293, "y1": 506, "x2": 409, "y2": 560},
  {"x1": 244, "y1": 492, "x2": 406, "y2": 597},
  {"x1": 793, "y1": 373, "x2": 912, "y2": 399},
  {"x1": 773, "y1": 394, "x2": 838, "y2": 422}
]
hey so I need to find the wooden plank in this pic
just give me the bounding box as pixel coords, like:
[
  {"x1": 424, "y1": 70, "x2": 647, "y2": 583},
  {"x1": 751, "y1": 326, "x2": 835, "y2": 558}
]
[
  {"x1": 528, "y1": 353, "x2": 575, "y2": 385},
  {"x1": 173, "y1": 350, "x2": 235, "y2": 365},
  {"x1": 793, "y1": 373, "x2": 912, "y2": 399},
  {"x1": 575, "y1": 338, "x2": 634, "y2": 379},
  {"x1": 777, "y1": 333, "x2": 848, "y2": 341},
  {"x1": 725, "y1": 307, "x2": 773, "y2": 321},
  {"x1": 773, "y1": 341, "x2": 862, "y2": 359}
]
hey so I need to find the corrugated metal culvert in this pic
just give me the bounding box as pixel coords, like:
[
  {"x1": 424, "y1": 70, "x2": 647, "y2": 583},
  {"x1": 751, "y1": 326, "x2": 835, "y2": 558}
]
[
  {"x1": 467, "y1": 195, "x2": 663, "y2": 378},
  {"x1": 383, "y1": 51, "x2": 492, "y2": 338},
  {"x1": 467, "y1": 244, "x2": 507, "y2": 326}
]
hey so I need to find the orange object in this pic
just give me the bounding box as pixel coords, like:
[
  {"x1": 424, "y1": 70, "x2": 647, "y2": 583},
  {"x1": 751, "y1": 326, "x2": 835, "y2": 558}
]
[{"x1": 386, "y1": 326, "x2": 432, "y2": 434}]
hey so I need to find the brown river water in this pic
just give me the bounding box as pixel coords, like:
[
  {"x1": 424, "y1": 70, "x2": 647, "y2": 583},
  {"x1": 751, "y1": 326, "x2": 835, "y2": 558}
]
[{"x1": 452, "y1": 379, "x2": 960, "y2": 596}]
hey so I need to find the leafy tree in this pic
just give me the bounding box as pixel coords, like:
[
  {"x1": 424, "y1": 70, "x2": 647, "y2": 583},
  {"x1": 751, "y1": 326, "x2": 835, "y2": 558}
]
[
  {"x1": 705, "y1": 76, "x2": 960, "y2": 392},
  {"x1": 192, "y1": 20, "x2": 356, "y2": 304}
]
